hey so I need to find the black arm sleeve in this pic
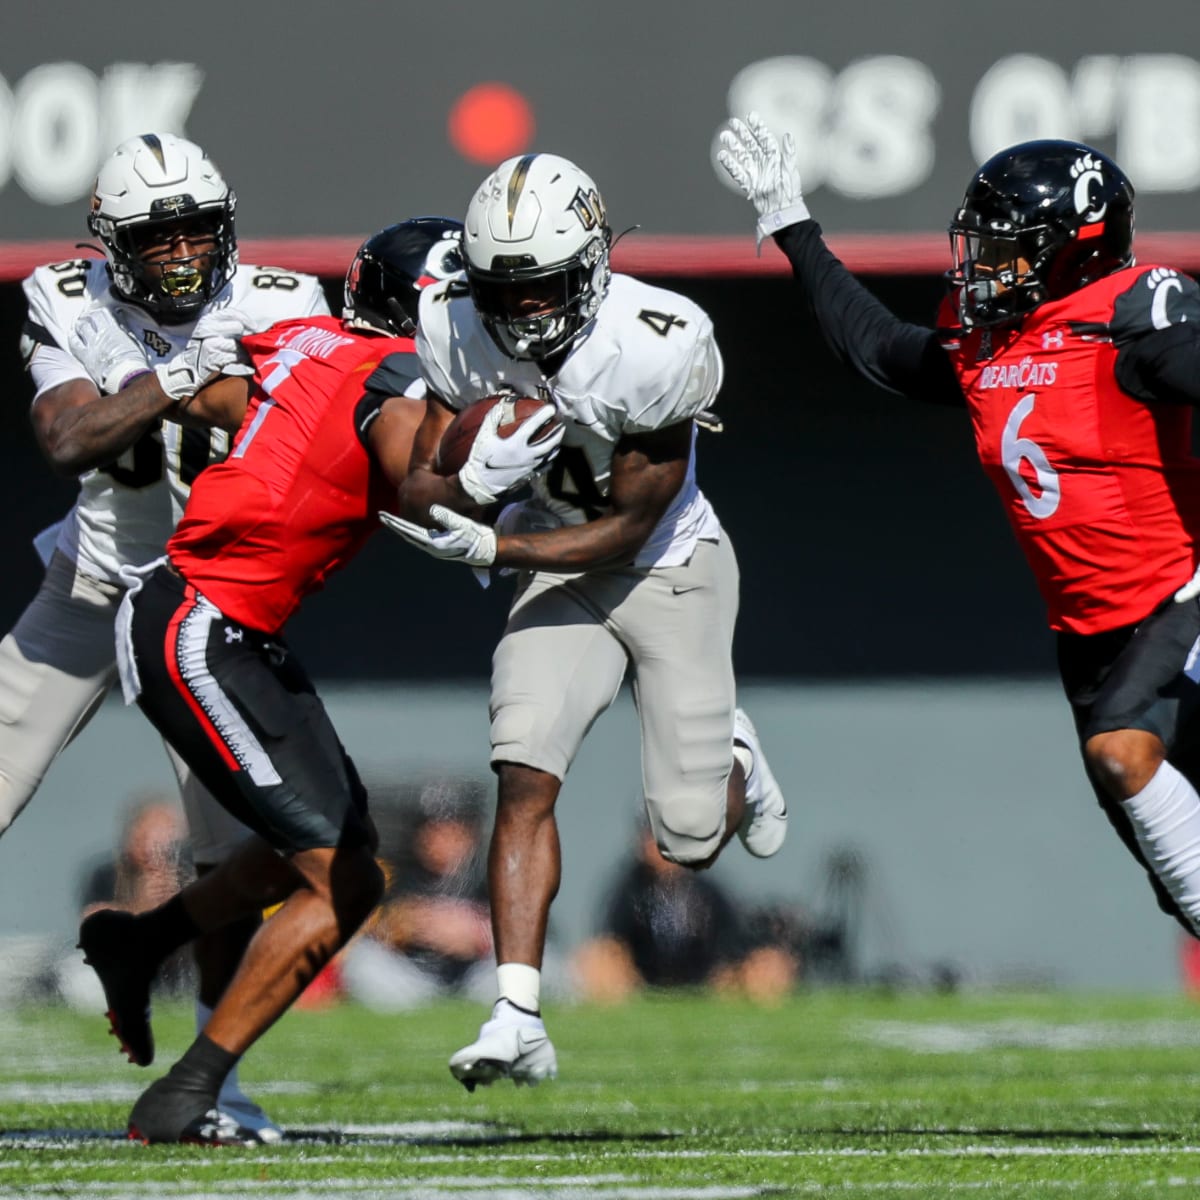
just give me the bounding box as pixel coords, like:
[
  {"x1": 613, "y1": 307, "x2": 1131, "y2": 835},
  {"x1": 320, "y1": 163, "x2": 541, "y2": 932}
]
[
  {"x1": 773, "y1": 221, "x2": 964, "y2": 406},
  {"x1": 353, "y1": 350, "x2": 423, "y2": 448},
  {"x1": 1114, "y1": 322, "x2": 1200, "y2": 407}
]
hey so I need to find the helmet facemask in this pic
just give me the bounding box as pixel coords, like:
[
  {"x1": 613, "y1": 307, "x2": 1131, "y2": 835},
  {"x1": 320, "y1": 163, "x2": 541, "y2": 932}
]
[
  {"x1": 90, "y1": 202, "x2": 236, "y2": 322},
  {"x1": 467, "y1": 232, "x2": 610, "y2": 361},
  {"x1": 946, "y1": 216, "x2": 1053, "y2": 329}
]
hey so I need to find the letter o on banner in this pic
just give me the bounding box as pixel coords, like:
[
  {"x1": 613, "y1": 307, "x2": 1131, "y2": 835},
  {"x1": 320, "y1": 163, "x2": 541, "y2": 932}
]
[
  {"x1": 13, "y1": 63, "x2": 100, "y2": 206},
  {"x1": 0, "y1": 76, "x2": 14, "y2": 192}
]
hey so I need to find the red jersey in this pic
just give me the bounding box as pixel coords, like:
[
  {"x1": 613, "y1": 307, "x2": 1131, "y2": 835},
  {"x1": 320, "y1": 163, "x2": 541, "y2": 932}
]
[
  {"x1": 937, "y1": 265, "x2": 1200, "y2": 635},
  {"x1": 169, "y1": 316, "x2": 415, "y2": 632}
]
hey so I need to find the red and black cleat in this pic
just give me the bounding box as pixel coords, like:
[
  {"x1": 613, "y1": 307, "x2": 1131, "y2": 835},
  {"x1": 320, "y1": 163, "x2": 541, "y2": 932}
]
[
  {"x1": 78, "y1": 909, "x2": 156, "y2": 1067},
  {"x1": 128, "y1": 1077, "x2": 266, "y2": 1147},
  {"x1": 128, "y1": 1110, "x2": 265, "y2": 1147}
]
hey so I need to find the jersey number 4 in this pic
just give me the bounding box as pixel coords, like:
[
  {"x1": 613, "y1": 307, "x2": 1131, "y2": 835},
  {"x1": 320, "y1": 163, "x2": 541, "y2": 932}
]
[{"x1": 545, "y1": 446, "x2": 608, "y2": 520}]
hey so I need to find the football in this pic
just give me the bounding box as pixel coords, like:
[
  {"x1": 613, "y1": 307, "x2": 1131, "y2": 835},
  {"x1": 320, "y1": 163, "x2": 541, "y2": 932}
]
[{"x1": 434, "y1": 395, "x2": 558, "y2": 476}]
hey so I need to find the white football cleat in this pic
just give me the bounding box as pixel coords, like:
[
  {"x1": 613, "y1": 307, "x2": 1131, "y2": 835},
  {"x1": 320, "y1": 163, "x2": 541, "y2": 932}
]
[
  {"x1": 449, "y1": 999, "x2": 558, "y2": 1092},
  {"x1": 734, "y1": 707, "x2": 788, "y2": 858}
]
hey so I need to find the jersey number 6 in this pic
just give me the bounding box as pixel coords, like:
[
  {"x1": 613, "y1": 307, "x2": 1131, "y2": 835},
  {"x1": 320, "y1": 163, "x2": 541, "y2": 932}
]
[{"x1": 1001, "y1": 392, "x2": 1060, "y2": 520}]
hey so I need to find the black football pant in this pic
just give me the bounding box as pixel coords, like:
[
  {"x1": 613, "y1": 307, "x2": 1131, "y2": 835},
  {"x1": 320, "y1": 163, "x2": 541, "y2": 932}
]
[
  {"x1": 1059, "y1": 589, "x2": 1200, "y2": 935},
  {"x1": 129, "y1": 565, "x2": 370, "y2": 853}
]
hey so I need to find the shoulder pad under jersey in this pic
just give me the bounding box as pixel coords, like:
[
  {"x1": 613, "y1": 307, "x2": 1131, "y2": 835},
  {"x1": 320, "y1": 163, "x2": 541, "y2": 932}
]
[
  {"x1": 1109, "y1": 266, "x2": 1200, "y2": 343},
  {"x1": 22, "y1": 259, "x2": 111, "y2": 354},
  {"x1": 228, "y1": 264, "x2": 330, "y2": 328}
]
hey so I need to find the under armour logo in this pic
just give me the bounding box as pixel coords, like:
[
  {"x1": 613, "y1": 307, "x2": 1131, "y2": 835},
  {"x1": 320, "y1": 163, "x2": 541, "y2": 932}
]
[
  {"x1": 143, "y1": 329, "x2": 172, "y2": 357},
  {"x1": 225, "y1": 626, "x2": 243, "y2": 643},
  {"x1": 1042, "y1": 329, "x2": 1064, "y2": 350}
]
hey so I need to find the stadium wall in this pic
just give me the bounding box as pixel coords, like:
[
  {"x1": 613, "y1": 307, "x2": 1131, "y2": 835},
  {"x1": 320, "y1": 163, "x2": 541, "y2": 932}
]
[{"x1": 0, "y1": 682, "x2": 1180, "y2": 992}]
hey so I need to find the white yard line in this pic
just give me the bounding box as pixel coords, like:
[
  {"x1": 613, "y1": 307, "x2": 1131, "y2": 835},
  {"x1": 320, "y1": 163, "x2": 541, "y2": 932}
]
[{"x1": 858, "y1": 1019, "x2": 1200, "y2": 1053}]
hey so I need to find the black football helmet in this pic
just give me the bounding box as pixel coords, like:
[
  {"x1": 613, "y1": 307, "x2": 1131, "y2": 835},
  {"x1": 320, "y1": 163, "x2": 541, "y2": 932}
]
[
  {"x1": 946, "y1": 139, "x2": 1135, "y2": 329},
  {"x1": 343, "y1": 217, "x2": 464, "y2": 336}
]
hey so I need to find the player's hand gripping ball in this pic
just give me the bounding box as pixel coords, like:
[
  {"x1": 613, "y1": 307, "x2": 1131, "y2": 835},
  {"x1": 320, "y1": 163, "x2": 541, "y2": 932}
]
[{"x1": 438, "y1": 395, "x2": 564, "y2": 504}]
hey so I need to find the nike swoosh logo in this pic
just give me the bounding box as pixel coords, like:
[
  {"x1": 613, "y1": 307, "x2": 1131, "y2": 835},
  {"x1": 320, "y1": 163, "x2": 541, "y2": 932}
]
[{"x1": 672, "y1": 584, "x2": 702, "y2": 595}]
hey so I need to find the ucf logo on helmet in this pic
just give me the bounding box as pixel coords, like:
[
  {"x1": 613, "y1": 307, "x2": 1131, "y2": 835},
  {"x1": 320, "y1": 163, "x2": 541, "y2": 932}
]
[{"x1": 568, "y1": 187, "x2": 605, "y2": 232}]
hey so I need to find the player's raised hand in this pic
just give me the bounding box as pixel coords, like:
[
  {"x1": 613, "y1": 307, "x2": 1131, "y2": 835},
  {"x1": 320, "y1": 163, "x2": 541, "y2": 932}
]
[
  {"x1": 68, "y1": 307, "x2": 151, "y2": 395},
  {"x1": 458, "y1": 401, "x2": 564, "y2": 505},
  {"x1": 717, "y1": 112, "x2": 810, "y2": 248},
  {"x1": 379, "y1": 504, "x2": 497, "y2": 568}
]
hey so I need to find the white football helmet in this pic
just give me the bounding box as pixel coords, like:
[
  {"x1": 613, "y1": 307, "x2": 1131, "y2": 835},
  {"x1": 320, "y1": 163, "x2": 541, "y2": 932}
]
[
  {"x1": 462, "y1": 153, "x2": 611, "y2": 361},
  {"x1": 88, "y1": 133, "x2": 238, "y2": 322}
]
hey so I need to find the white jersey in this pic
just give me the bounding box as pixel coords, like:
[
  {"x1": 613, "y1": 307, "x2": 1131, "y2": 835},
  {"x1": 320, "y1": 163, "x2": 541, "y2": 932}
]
[
  {"x1": 417, "y1": 273, "x2": 723, "y2": 568},
  {"x1": 21, "y1": 259, "x2": 328, "y2": 583}
]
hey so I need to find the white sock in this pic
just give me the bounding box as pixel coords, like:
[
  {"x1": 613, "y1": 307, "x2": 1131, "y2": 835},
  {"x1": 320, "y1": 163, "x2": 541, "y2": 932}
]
[
  {"x1": 496, "y1": 962, "x2": 541, "y2": 1014},
  {"x1": 1121, "y1": 760, "x2": 1200, "y2": 935}
]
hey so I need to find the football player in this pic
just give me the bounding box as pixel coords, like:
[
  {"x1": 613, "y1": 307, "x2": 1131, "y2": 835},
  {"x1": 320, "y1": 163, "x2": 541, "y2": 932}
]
[
  {"x1": 383, "y1": 153, "x2": 788, "y2": 1090},
  {"x1": 12, "y1": 132, "x2": 328, "y2": 1141},
  {"x1": 78, "y1": 217, "x2": 465, "y2": 1145},
  {"x1": 718, "y1": 115, "x2": 1200, "y2": 945}
]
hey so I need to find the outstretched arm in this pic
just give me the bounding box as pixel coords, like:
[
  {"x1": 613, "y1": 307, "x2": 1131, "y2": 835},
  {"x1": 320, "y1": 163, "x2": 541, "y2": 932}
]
[
  {"x1": 718, "y1": 113, "x2": 962, "y2": 406},
  {"x1": 773, "y1": 222, "x2": 963, "y2": 404}
]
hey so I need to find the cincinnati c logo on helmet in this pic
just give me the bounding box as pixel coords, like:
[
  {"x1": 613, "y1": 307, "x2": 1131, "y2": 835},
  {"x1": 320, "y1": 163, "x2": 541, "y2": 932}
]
[
  {"x1": 1069, "y1": 153, "x2": 1108, "y2": 223},
  {"x1": 568, "y1": 187, "x2": 605, "y2": 232}
]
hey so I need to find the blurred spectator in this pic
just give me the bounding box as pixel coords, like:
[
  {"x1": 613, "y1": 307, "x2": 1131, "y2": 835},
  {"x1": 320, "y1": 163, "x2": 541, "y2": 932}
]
[
  {"x1": 340, "y1": 783, "x2": 496, "y2": 1010},
  {"x1": 571, "y1": 822, "x2": 799, "y2": 1004},
  {"x1": 78, "y1": 795, "x2": 190, "y2": 917},
  {"x1": 57, "y1": 794, "x2": 193, "y2": 1009}
]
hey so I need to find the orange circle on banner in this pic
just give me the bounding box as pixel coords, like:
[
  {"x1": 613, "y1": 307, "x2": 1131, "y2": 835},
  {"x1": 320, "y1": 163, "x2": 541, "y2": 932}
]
[{"x1": 449, "y1": 83, "x2": 536, "y2": 164}]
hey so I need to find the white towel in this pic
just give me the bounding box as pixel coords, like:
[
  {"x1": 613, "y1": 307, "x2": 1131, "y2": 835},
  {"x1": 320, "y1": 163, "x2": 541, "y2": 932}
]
[{"x1": 114, "y1": 557, "x2": 167, "y2": 704}]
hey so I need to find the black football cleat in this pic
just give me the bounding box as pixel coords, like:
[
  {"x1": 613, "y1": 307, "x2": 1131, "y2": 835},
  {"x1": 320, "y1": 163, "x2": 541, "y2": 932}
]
[
  {"x1": 77, "y1": 909, "x2": 157, "y2": 1067},
  {"x1": 128, "y1": 1076, "x2": 265, "y2": 1147}
]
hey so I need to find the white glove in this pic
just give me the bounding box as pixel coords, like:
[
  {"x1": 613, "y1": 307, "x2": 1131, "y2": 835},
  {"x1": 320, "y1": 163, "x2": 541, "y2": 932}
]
[
  {"x1": 1176, "y1": 566, "x2": 1200, "y2": 603},
  {"x1": 68, "y1": 308, "x2": 151, "y2": 395},
  {"x1": 192, "y1": 306, "x2": 259, "y2": 343},
  {"x1": 458, "y1": 401, "x2": 564, "y2": 505},
  {"x1": 379, "y1": 504, "x2": 497, "y2": 568},
  {"x1": 717, "y1": 112, "x2": 810, "y2": 249},
  {"x1": 154, "y1": 308, "x2": 254, "y2": 402}
]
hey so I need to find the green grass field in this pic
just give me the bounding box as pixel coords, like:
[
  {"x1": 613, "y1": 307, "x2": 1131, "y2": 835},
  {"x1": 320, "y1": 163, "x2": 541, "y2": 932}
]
[{"x1": 3, "y1": 989, "x2": 1200, "y2": 1197}]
